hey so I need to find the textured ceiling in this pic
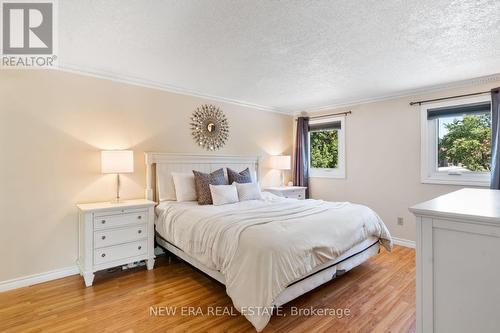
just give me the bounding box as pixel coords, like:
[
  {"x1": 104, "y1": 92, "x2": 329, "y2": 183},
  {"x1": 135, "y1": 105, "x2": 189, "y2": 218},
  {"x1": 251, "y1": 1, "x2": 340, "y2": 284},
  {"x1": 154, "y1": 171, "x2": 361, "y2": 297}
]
[{"x1": 59, "y1": 0, "x2": 500, "y2": 113}]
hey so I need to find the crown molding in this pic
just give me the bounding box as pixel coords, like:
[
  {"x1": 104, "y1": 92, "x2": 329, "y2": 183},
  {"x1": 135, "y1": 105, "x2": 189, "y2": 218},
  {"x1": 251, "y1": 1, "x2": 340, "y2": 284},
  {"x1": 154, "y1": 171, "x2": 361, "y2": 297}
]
[
  {"x1": 297, "y1": 73, "x2": 500, "y2": 115},
  {"x1": 55, "y1": 63, "x2": 290, "y2": 116},
  {"x1": 54, "y1": 64, "x2": 499, "y2": 117}
]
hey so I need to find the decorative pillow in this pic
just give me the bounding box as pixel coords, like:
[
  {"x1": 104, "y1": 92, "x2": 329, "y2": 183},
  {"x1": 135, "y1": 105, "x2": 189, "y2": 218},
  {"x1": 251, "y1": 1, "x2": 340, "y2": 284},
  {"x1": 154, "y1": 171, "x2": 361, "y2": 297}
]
[
  {"x1": 172, "y1": 173, "x2": 197, "y2": 202},
  {"x1": 227, "y1": 167, "x2": 252, "y2": 184},
  {"x1": 235, "y1": 182, "x2": 262, "y2": 201},
  {"x1": 209, "y1": 184, "x2": 239, "y2": 206},
  {"x1": 193, "y1": 168, "x2": 227, "y2": 205}
]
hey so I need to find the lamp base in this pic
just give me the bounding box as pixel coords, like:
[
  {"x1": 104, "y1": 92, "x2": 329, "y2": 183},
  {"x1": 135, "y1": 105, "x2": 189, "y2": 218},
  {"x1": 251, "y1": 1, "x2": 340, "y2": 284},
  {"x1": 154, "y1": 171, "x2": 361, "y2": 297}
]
[{"x1": 110, "y1": 173, "x2": 122, "y2": 204}]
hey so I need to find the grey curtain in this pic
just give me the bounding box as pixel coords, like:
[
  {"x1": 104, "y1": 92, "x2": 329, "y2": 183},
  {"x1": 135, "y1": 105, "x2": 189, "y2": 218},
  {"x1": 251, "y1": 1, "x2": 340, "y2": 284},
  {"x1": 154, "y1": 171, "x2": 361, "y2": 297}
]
[
  {"x1": 491, "y1": 87, "x2": 500, "y2": 189},
  {"x1": 293, "y1": 117, "x2": 310, "y2": 198}
]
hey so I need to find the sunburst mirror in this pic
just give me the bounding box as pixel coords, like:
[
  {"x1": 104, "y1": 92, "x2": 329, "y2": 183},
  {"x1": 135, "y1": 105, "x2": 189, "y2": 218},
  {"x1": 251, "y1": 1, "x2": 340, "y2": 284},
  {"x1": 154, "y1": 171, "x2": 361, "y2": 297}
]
[{"x1": 190, "y1": 104, "x2": 229, "y2": 151}]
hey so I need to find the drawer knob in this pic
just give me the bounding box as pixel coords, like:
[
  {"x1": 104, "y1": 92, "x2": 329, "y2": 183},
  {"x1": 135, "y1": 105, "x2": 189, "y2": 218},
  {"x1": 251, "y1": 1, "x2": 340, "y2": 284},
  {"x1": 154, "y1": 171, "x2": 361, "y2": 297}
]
[
  {"x1": 101, "y1": 235, "x2": 106, "y2": 240},
  {"x1": 138, "y1": 246, "x2": 142, "y2": 250},
  {"x1": 138, "y1": 230, "x2": 142, "y2": 234},
  {"x1": 101, "y1": 253, "x2": 106, "y2": 257},
  {"x1": 137, "y1": 215, "x2": 142, "y2": 220},
  {"x1": 101, "y1": 220, "x2": 106, "y2": 224}
]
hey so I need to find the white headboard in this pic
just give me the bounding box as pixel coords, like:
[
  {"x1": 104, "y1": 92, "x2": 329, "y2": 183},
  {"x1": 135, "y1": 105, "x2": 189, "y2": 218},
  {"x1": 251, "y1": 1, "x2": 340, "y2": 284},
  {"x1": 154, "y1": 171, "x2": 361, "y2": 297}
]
[{"x1": 144, "y1": 153, "x2": 260, "y2": 202}]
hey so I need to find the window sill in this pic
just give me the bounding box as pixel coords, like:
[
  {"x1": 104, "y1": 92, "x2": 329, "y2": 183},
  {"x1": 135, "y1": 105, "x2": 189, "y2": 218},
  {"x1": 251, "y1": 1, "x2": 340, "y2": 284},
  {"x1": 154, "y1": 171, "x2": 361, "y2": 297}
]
[
  {"x1": 310, "y1": 175, "x2": 346, "y2": 179},
  {"x1": 421, "y1": 175, "x2": 490, "y2": 187},
  {"x1": 310, "y1": 168, "x2": 346, "y2": 179}
]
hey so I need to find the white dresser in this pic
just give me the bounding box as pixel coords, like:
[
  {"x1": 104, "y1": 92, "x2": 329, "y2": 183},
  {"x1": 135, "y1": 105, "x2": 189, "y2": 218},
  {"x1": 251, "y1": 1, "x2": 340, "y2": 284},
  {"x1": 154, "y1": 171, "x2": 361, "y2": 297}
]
[
  {"x1": 77, "y1": 199, "x2": 156, "y2": 287},
  {"x1": 264, "y1": 186, "x2": 307, "y2": 200},
  {"x1": 410, "y1": 189, "x2": 500, "y2": 333}
]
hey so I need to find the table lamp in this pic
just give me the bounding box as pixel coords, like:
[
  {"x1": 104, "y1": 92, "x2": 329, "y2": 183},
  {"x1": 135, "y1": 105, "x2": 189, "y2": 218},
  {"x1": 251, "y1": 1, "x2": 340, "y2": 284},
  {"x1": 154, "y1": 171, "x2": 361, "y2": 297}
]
[
  {"x1": 101, "y1": 150, "x2": 134, "y2": 203},
  {"x1": 270, "y1": 155, "x2": 291, "y2": 187}
]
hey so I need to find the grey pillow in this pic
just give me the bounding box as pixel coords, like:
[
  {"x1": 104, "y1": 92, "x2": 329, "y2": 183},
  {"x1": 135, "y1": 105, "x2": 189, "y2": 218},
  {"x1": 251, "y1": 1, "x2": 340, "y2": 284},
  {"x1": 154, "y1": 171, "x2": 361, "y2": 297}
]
[
  {"x1": 193, "y1": 168, "x2": 226, "y2": 205},
  {"x1": 227, "y1": 167, "x2": 252, "y2": 184}
]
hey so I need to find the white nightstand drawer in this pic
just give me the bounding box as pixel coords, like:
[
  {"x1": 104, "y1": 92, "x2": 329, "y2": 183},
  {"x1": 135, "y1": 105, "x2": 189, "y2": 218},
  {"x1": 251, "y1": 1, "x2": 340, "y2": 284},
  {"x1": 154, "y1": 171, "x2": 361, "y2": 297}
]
[
  {"x1": 94, "y1": 211, "x2": 147, "y2": 230},
  {"x1": 264, "y1": 187, "x2": 307, "y2": 200},
  {"x1": 285, "y1": 190, "x2": 304, "y2": 199},
  {"x1": 94, "y1": 240, "x2": 148, "y2": 265},
  {"x1": 94, "y1": 224, "x2": 147, "y2": 248}
]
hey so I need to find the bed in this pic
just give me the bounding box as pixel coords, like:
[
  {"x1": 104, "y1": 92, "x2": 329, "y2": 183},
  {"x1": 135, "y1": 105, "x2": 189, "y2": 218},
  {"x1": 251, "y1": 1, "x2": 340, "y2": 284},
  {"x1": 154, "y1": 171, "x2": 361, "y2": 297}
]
[{"x1": 145, "y1": 153, "x2": 392, "y2": 331}]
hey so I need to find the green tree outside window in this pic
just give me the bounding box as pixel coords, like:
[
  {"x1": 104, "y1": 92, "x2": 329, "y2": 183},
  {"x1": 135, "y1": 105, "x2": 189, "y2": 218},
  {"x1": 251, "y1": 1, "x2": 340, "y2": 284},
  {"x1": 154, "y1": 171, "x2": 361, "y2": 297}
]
[
  {"x1": 310, "y1": 130, "x2": 338, "y2": 168},
  {"x1": 438, "y1": 114, "x2": 491, "y2": 172}
]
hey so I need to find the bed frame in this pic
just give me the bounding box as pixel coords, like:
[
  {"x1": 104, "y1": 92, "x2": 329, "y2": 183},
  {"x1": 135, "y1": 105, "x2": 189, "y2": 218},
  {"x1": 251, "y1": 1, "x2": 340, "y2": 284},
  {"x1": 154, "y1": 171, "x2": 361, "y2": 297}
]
[{"x1": 145, "y1": 152, "x2": 381, "y2": 308}]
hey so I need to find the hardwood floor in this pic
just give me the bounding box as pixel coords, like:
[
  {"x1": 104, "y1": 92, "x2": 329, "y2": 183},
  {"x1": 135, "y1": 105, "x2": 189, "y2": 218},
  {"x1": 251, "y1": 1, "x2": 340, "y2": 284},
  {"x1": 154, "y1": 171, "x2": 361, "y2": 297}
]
[{"x1": 0, "y1": 246, "x2": 415, "y2": 333}]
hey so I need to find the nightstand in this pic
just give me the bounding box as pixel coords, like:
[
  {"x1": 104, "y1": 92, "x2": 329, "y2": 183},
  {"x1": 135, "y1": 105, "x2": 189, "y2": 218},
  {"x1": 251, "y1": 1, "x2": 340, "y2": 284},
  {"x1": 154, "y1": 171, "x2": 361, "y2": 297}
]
[
  {"x1": 264, "y1": 186, "x2": 307, "y2": 200},
  {"x1": 76, "y1": 199, "x2": 156, "y2": 287}
]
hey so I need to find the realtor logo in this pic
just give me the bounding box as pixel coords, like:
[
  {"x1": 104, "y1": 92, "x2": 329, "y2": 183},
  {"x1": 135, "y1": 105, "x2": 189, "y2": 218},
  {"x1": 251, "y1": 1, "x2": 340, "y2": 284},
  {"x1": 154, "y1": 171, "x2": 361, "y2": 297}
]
[
  {"x1": 2, "y1": 2, "x2": 52, "y2": 54},
  {"x1": 1, "y1": 0, "x2": 57, "y2": 67}
]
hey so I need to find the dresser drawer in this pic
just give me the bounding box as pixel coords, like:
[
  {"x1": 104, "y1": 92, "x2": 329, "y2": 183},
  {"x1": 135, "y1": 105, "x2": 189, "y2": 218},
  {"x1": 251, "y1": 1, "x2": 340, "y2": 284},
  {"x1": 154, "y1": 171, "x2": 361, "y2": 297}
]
[
  {"x1": 94, "y1": 240, "x2": 148, "y2": 265},
  {"x1": 284, "y1": 190, "x2": 304, "y2": 199},
  {"x1": 94, "y1": 211, "x2": 147, "y2": 230},
  {"x1": 94, "y1": 224, "x2": 147, "y2": 248},
  {"x1": 265, "y1": 187, "x2": 306, "y2": 200}
]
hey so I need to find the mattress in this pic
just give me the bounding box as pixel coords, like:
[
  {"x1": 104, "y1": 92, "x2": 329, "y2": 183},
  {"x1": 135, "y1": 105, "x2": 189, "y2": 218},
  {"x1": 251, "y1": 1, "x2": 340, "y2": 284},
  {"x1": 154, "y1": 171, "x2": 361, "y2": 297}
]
[
  {"x1": 155, "y1": 198, "x2": 381, "y2": 273},
  {"x1": 156, "y1": 216, "x2": 378, "y2": 284},
  {"x1": 154, "y1": 195, "x2": 392, "y2": 331}
]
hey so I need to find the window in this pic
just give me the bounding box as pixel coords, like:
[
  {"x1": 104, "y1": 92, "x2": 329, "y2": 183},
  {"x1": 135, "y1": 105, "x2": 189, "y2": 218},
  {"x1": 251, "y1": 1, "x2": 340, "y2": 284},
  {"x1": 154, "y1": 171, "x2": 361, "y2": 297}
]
[
  {"x1": 309, "y1": 116, "x2": 346, "y2": 178},
  {"x1": 421, "y1": 95, "x2": 492, "y2": 186}
]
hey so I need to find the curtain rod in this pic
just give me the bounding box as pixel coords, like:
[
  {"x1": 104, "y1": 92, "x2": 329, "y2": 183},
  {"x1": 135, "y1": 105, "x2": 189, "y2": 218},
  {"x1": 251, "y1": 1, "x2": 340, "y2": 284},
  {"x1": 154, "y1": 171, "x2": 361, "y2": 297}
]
[
  {"x1": 295, "y1": 111, "x2": 352, "y2": 121},
  {"x1": 409, "y1": 91, "x2": 491, "y2": 106}
]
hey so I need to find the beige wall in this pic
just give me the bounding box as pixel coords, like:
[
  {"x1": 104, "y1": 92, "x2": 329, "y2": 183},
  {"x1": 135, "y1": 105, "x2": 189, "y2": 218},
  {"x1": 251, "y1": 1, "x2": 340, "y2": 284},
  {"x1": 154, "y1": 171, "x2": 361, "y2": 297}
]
[
  {"x1": 0, "y1": 70, "x2": 293, "y2": 282},
  {"x1": 1, "y1": 69, "x2": 498, "y2": 282},
  {"x1": 307, "y1": 80, "x2": 500, "y2": 242}
]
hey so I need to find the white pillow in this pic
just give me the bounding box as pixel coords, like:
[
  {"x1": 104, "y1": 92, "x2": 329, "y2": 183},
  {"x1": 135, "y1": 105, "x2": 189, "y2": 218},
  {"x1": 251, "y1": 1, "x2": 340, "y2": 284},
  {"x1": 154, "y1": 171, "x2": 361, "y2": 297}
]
[
  {"x1": 235, "y1": 182, "x2": 262, "y2": 201},
  {"x1": 172, "y1": 173, "x2": 197, "y2": 202},
  {"x1": 209, "y1": 184, "x2": 239, "y2": 206},
  {"x1": 156, "y1": 165, "x2": 177, "y2": 201}
]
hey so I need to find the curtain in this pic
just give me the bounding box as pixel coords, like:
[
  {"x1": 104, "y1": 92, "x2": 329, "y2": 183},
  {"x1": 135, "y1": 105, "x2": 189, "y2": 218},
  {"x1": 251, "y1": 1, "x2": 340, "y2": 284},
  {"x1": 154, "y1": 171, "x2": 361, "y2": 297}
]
[
  {"x1": 293, "y1": 117, "x2": 310, "y2": 198},
  {"x1": 491, "y1": 87, "x2": 500, "y2": 189}
]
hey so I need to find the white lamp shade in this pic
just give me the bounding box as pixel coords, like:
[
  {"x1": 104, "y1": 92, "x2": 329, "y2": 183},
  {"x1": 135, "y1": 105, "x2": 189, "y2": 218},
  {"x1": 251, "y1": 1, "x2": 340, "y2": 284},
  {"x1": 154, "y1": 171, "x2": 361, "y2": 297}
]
[
  {"x1": 270, "y1": 155, "x2": 291, "y2": 170},
  {"x1": 101, "y1": 150, "x2": 134, "y2": 174}
]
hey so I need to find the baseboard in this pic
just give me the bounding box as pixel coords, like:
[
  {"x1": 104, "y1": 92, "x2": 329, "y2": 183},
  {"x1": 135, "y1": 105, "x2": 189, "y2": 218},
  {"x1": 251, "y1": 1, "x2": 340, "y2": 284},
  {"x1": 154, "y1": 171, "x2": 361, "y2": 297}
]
[
  {"x1": 392, "y1": 237, "x2": 416, "y2": 248},
  {"x1": 0, "y1": 265, "x2": 79, "y2": 293}
]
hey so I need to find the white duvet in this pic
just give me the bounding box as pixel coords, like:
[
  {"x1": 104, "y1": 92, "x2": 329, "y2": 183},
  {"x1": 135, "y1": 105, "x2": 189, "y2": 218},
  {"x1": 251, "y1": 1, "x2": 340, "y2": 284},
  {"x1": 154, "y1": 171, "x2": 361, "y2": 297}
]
[{"x1": 156, "y1": 193, "x2": 392, "y2": 331}]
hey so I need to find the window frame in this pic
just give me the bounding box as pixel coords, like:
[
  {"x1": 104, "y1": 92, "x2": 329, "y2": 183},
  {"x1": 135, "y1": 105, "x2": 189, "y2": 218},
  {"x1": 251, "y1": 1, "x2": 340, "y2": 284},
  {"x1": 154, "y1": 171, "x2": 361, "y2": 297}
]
[
  {"x1": 309, "y1": 115, "x2": 346, "y2": 179},
  {"x1": 420, "y1": 95, "x2": 491, "y2": 187}
]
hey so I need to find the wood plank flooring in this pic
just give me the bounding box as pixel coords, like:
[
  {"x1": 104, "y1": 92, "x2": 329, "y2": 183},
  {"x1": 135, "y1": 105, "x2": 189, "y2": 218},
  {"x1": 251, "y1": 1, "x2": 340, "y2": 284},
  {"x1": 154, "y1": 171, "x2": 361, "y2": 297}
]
[{"x1": 0, "y1": 246, "x2": 415, "y2": 333}]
